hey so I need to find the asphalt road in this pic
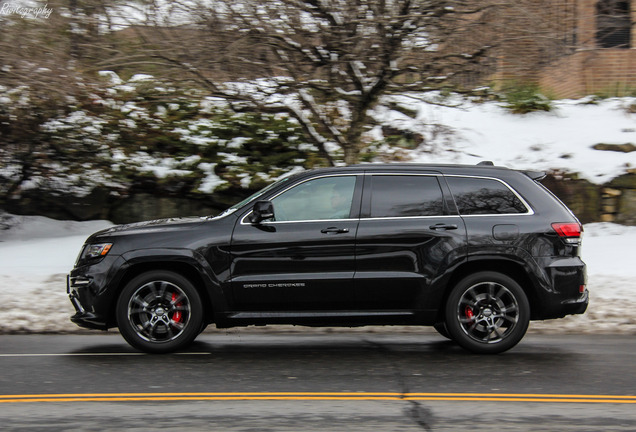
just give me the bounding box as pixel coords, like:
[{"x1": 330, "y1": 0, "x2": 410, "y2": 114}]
[{"x1": 1, "y1": 331, "x2": 635, "y2": 431}]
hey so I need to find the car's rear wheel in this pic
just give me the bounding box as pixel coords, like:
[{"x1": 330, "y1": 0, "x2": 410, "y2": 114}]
[
  {"x1": 116, "y1": 271, "x2": 203, "y2": 353},
  {"x1": 445, "y1": 271, "x2": 530, "y2": 354}
]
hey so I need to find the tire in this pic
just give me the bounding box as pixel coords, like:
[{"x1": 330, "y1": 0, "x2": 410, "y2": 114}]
[
  {"x1": 444, "y1": 271, "x2": 530, "y2": 354},
  {"x1": 433, "y1": 322, "x2": 453, "y2": 340},
  {"x1": 116, "y1": 271, "x2": 203, "y2": 354}
]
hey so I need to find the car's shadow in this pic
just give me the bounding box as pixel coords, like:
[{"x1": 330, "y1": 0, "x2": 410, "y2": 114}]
[{"x1": 67, "y1": 332, "x2": 574, "y2": 365}]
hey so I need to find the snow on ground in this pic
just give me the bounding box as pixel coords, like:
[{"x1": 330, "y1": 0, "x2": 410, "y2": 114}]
[
  {"x1": 0, "y1": 215, "x2": 113, "y2": 333},
  {"x1": 375, "y1": 97, "x2": 636, "y2": 185},
  {"x1": 0, "y1": 213, "x2": 634, "y2": 334}
]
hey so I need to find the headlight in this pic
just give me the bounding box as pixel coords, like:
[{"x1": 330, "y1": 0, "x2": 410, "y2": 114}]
[{"x1": 84, "y1": 243, "x2": 113, "y2": 259}]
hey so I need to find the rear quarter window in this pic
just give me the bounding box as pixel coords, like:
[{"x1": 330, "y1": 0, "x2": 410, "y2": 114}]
[{"x1": 446, "y1": 176, "x2": 529, "y2": 215}]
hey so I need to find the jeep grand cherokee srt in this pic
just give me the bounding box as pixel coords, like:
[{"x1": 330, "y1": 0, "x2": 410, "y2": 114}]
[{"x1": 67, "y1": 163, "x2": 588, "y2": 354}]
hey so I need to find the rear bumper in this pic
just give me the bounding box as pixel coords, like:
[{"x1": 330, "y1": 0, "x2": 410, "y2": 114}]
[
  {"x1": 532, "y1": 256, "x2": 588, "y2": 320},
  {"x1": 559, "y1": 289, "x2": 589, "y2": 315}
]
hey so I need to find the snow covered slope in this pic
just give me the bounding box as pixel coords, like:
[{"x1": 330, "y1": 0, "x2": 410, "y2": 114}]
[{"x1": 372, "y1": 97, "x2": 636, "y2": 185}]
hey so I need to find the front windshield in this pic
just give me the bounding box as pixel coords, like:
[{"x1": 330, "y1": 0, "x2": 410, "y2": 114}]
[{"x1": 212, "y1": 175, "x2": 292, "y2": 218}]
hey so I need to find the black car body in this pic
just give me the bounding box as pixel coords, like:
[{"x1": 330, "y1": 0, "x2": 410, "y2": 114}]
[{"x1": 68, "y1": 163, "x2": 588, "y2": 353}]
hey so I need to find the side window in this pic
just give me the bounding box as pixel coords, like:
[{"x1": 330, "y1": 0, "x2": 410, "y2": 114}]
[
  {"x1": 370, "y1": 175, "x2": 444, "y2": 218},
  {"x1": 271, "y1": 176, "x2": 356, "y2": 221},
  {"x1": 446, "y1": 177, "x2": 528, "y2": 215}
]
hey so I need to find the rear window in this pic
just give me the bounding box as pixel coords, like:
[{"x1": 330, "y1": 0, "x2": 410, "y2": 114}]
[
  {"x1": 370, "y1": 175, "x2": 444, "y2": 218},
  {"x1": 446, "y1": 176, "x2": 528, "y2": 215}
]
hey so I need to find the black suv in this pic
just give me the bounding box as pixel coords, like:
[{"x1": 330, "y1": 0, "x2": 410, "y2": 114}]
[{"x1": 68, "y1": 163, "x2": 588, "y2": 354}]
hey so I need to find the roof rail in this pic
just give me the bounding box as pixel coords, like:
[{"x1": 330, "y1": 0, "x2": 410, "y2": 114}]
[{"x1": 477, "y1": 161, "x2": 494, "y2": 166}]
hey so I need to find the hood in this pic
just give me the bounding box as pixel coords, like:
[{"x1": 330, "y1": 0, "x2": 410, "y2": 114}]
[{"x1": 89, "y1": 216, "x2": 208, "y2": 240}]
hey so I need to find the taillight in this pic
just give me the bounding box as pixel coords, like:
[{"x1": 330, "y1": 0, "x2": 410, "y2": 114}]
[{"x1": 551, "y1": 222, "x2": 582, "y2": 245}]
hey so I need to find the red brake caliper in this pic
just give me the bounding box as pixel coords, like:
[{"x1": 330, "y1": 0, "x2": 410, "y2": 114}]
[
  {"x1": 465, "y1": 306, "x2": 474, "y2": 321},
  {"x1": 172, "y1": 292, "x2": 183, "y2": 323}
]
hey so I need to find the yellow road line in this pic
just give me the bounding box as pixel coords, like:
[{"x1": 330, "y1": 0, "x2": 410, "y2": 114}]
[{"x1": 1, "y1": 392, "x2": 636, "y2": 404}]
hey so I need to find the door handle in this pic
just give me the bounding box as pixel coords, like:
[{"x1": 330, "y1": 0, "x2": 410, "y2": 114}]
[
  {"x1": 429, "y1": 223, "x2": 458, "y2": 231},
  {"x1": 321, "y1": 227, "x2": 350, "y2": 234}
]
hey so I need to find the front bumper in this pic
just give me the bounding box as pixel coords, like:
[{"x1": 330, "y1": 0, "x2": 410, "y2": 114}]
[
  {"x1": 67, "y1": 274, "x2": 109, "y2": 330},
  {"x1": 67, "y1": 255, "x2": 126, "y2": 330}
]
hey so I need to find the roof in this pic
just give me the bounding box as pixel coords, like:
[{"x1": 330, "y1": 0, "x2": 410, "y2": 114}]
[{"x1": 293, "y1": 162, "x2": 545, "y2": 181}]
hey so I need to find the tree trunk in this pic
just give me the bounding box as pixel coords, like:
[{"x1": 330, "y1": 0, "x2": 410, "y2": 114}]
[{"x1": 343, "y1": 145, "x2": 360, "y2": 165}]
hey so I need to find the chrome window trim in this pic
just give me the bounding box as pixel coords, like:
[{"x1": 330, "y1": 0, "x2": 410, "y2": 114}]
[
  {"x1": 240, "y1": 173, "x2": 362, "y2": 225},
  {"x1": 240, "y1": 171, "x2": 535, "y2": 225},
  {"x1": 455, "y1": 212, "x2": 534, "y2": 218},
  {"x1": 361, "y1": 214, "x2": 460, "y2": 222},
  {"x1": 241, "y1": 172, "x2": 448, "y2": 224},
  {"x1": 444, "y1": 174, "x2": 535, "y2": 216},
  {"x1": 363, "y1": 172, "x2": 440, "y2": 176},
  {"x1": 243, "y1": 217, "x2": 359, "y2": 225}
]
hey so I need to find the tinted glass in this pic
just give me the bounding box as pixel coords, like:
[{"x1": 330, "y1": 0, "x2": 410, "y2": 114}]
[
  {"x1": 272, "y1": 176, "x2": 356, "y2": 221},
  {"x1": 446, "y1": 177, "x2": 528, "y2": 215},
  {"x1": 370, "y1": 175, "x2": 443, "y2": 218}
]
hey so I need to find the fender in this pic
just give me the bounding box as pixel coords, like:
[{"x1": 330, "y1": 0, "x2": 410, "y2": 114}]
[
  {"x1": 117, "y1": 247, "x2": 231, "y2": 319},
  {"x1": 424, "y1": 247, "x2": 552, "y2": 320},
  {"x1": 464, "y1": 247, "x2": 553, "y2": 294}
]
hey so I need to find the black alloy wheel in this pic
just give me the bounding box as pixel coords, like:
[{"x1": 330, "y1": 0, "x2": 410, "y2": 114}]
[
  {"x1": 116, "y1": 271, "x2": 203, "y2": 353},
  {"x1": 445, "y1": 271, "x2": 530, "y2": 354}
]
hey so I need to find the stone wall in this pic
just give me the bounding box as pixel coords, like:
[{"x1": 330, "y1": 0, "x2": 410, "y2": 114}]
[
  {"x1": 3, "y1": 173, "x2": 636, "y2": 225},
  {"x1": 604, "y1": 173, "x2": 636, "y2": 225},
  {"x1": 542, "y1": 172, "x2": 636, "y2": 225},
  {"x1": 2, "y1": 189, "x2": 235, "y2": 224}
]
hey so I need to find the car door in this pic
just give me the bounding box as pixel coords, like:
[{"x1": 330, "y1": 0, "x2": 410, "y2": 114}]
[
  {"x1": 229, "y1": 174, "x2": 362, "y2": 311},
  {"x1": 354, "y1": 173, "x2": 467, "y2": 310}
]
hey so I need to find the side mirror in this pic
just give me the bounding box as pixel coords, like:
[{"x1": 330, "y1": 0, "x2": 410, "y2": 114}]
[{"x1": 250, "y1": 200, "x2": 275, "y2": 224}]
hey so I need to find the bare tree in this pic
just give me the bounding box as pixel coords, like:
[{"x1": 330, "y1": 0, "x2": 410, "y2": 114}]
[
  {"x1": 97, "y1": 0, "x2": 501, "y2": 165},
  {"x1": 2, "y1": 0, "x2": 573, "y2": 170}
]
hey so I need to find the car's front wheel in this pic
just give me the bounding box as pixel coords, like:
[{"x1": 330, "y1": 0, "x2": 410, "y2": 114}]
[
  {"x1": 445, "y1": 271, "x2": 530, "y2": 354},
  {"x1": 116, "y1": 271, "x2": 203, "y2": 354},
  {"x1": 433, "y1": 322, "x2": 452, "y2": 340}
]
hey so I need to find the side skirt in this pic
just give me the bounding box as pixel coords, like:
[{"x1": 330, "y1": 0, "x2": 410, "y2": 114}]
[{"x1": 216, "y1": 310, "x2": 420, "y2": 328}]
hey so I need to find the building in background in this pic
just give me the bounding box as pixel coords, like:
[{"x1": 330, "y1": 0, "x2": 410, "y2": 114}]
[{"x1": 496, "y1": 0, "x2": 635, "y2": 98}]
